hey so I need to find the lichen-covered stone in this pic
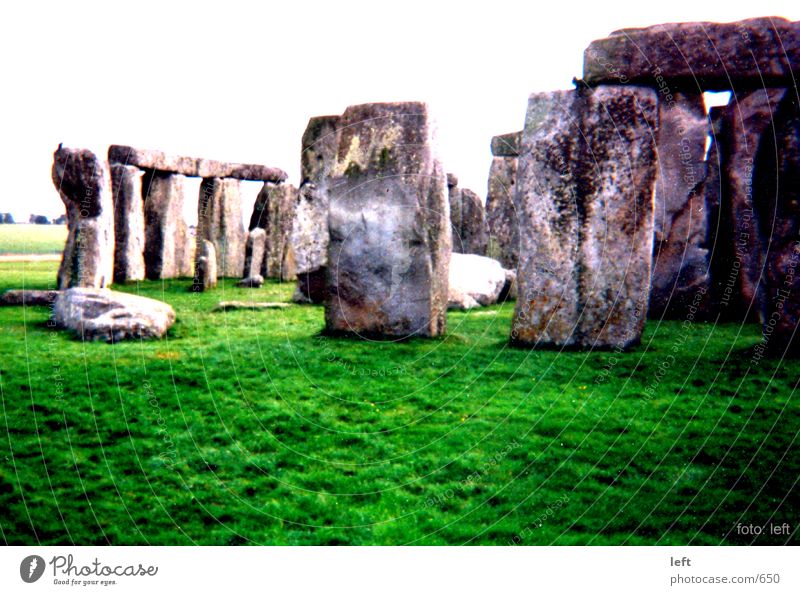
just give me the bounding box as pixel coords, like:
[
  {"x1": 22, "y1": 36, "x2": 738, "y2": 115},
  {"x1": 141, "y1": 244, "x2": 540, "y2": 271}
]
[
  {"x1": 51, "y1": 145, "x2": 115, "y2": 289},
  {"x1": 197, "y1": 177, "x2": 245, "y2": 278},
  {"x1": 300, "y1": 116, "x2": 340, "y2": 185},
  {"x1": 325, "y1": 102, "x2": 450, "y2": 338},
  {"x1": 511, "y1": 86, "x2": 657, "y2": 349},
  {"x1": 583, "y1": 18, "x2": 800, "y2": 89},
  {"x1": 110, "y1": 164, "x2": 145, "y2": 283}
]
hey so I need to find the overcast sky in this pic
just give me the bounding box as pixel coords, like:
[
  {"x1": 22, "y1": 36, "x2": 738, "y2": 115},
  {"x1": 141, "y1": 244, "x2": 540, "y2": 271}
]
[{"x1": 1, "y1": 1, "x2": 798, "y2": 224}]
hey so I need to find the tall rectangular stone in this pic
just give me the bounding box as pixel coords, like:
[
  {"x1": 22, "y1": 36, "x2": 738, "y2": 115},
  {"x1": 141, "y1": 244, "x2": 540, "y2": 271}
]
[
  {"x1": 143, "y1": 171, "x2": 192, "y2": 279},
  {"x1": 485, "y1": 156, "x2": 519, "y2": 269},
  {"x1": 110, "y1": 164, "x2": 145, "y2": 283},
  {"x1": 325, "y1": 102, "x2": 450, "y2": 338},
  {"x1": 250, "y1": 182, "x2": 297, "y2": 280},
  {"x1": 51, "y1": 146, "x2": 115, "y2": 289},
  {"x1": 649, "y1": 90, "x2": 712, "y2": 318},
  {"x1": 197, "y1": 177, "x2": 245, "y2": 278},
  {"x1": 511, "y1": 86, "x2": 658, "y2": 349}
]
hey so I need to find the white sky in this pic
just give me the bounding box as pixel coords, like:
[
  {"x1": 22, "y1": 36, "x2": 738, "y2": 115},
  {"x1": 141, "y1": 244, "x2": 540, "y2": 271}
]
[{"x1": 1, "y1": 1, "x2": 798, "y2": 223}]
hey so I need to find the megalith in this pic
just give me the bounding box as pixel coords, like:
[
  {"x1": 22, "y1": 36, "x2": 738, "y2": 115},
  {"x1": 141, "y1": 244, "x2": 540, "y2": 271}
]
[
  {"x1": 51, "y1": 145, "x2": 115, "y2": 289},
  {"x1": 485, "y1": 132, "x2": 521, "y2": 269},
  {"x1": 197, "y1": 177, "x2": 245, "y2": 278},
  {"x1": 110, "y1": 163, "x2": 145, "y2": 283},
  {"x1": 511, "y1": 86, "x2": 658, "y2": 349},
  {"x1": 324, "y1": 101, "x2": 450, "y2": 338},
  {"x1": 448, "y1": 174, "x2": 488, "y2": 256},
  {"x1": 251, "y1": 182, "x2": 297, "y2": 280},
  {"x1": 143, "y1": 171, "x2": 193, "y2": 280}
]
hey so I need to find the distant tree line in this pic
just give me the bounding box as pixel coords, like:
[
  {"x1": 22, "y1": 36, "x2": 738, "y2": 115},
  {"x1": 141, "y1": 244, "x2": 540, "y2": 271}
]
[{"x1": 0, "y1": 213, "x2": 67, "y2": 224}]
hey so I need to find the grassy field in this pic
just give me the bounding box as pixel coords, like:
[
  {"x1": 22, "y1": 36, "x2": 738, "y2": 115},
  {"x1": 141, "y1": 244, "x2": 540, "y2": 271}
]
[
  {"x1": 0, "y1": 243, "x2": 797, "y2": 545},
  {"x1": 0, "y1": 224, "x2": 67, "y2": 254}
]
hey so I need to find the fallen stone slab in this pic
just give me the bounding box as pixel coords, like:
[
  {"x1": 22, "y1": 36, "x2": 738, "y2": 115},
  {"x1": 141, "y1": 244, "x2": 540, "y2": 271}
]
[
  {"x1": 108, "y1": 145, "x2": 288, "y2": 182},
  {"x1": 52, "y1": 288, "x2": 175, "y2": 342},
  {"x1": 0, "y1": 289, "x2": 59, "y2": 307},
  {"x1": 447, "y1": 253, "x2": 512, "y2": 310},
  {"x1": 237, "y1": 275, "x2": 264, "y2": 288},
  {"x1": 583, "y1": 17, "x2": 800, "y2": 89},
  {"x1": 212, "y1": 301, "x2": 290, "y2": 311}
]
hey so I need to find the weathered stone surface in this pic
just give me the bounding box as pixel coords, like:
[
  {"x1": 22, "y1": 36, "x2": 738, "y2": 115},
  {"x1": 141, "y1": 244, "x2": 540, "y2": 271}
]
[
  {"x1": 485, "y1": 156, "x2": 519, "y2": 269},
  {"x1": 237, "y1": 275, "x2": 264, "y2": 288},
  {"x1": 649, "y1": 91, "x2": 712, "y2": 318},
  {"x1": 753, "y1": 92, "x2": 800, "y2": 354},
  {"x1": 325, "y1": 102, "x2": 450, "y2": 338},
  {"x1": 143, "y1": 171, "x2": 193, "y2": 279},
  {"x1": 108, "y1": 145, "x2": 287, "y2": 182},
  {"x1": 197, "y1": 177, "x2": 244, "y2": 277},
  {"x1": 447, "y1": 253, "x2": 510, "y2": 310},
  {"x1": 292, "y1": 267, "x2": 328, "y2": 304},
  {"x1": 243, "y1": 228, "x2": 267, "y2": 280},
  {"x1": 300, "y1": 116, "x2": 340, "y2": 185},
  {"x1": 511, "y1": 86, "x2": 657, "y2": 349},
  {"x1": 712, "y1": 88, "x2": 786, "y2": 321},
  {"x1": 110, "y1": 164, "x2": 145, "y2": 283},
  {"x1": 449, "y1": 183, "x2": 488, "y2": 255},
  {"x1": 191, "y1": 240, "x2": 217, "y2": 292},
  {"x1": 491, "y1": 131, "x2": 522, "y2": 157},
  {"x1": 251, "y1": 183, "x2": 297, "y2": 280},
  {"x1": 0, "y1": 289, "x2": 59, "y2": 307},
  {"x1": 290, "y1": 184, "x2": 329, "y2": 275},
  {"x1": 53, "y1": 288, "x2": 175, "y2": 342},
  {"x1": 584, "y1": 18, "x2": 800, "y2": 89},
  {"x1": 51, "y1": 146, "x2": 115, "y2": 289}
]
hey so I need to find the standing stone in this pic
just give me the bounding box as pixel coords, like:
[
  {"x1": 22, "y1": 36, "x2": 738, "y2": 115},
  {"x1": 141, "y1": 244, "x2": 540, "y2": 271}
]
[
  {"x1": 197, "y1": 177, "x2": 245, "y2": 278},
  {"x1": 448, "y1": 177, "x2": 488, "y2": 256},
  {"x1": 251, "y1": 182, "x2": 297, "y2": 280},
  {"x1": 301, "y1": 115, "x2": 341, "y2": 185},
  {"x1": 649, "y1": 91, "x2": 712, "y2": 318},
  {"x1": 110, "y1": 164, "x2": 145, "y2": 283},
  {"x1": 51, "y1": 145, "x2": 115, "y2": 289},
  {"x1": 243, "y1": 227, "x2": 267, "y2": 280},
  {"x1": 713, "y1": 88, "x2": 787, "y2": 321},
  {"x1": 192, "y1": 240, "x2": 218, "y2": 292},
  {"x1": 325, "y1": 102, "x2": 450, "y2": 338},
  {"x1": 753, "y1": 92, "x2": 800, "y2": 354},
  {"x1": 143, "y1": 171, "x2": 192, "y2": 280},
  {"x1": 291, "y1": 116, "x2": 340, "y2": 302},
  {"x1": 511, "y1": 86, "x2": 657, "y2": 349},
  {"x1": 485, "y1": 155, "x2": 519, "y2": 269}
]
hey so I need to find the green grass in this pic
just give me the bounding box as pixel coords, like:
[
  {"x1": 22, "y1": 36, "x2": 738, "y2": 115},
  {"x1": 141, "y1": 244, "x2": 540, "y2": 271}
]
[
  {"x1": 0, "y1": 224, "x2": 67, "y2": 254},
  {"x1": 0, "y1": 261, "x2": 798, "y2": 545}
]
